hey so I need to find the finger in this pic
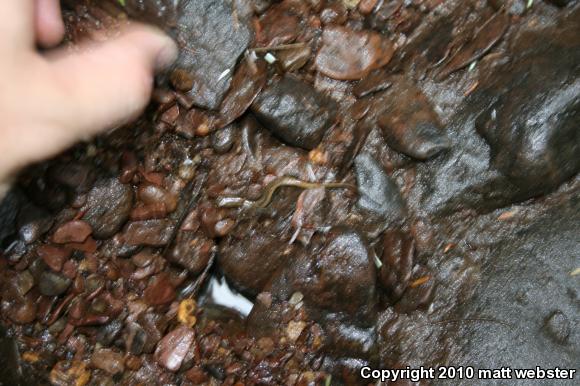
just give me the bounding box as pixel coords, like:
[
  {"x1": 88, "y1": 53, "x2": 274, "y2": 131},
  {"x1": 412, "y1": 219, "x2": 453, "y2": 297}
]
[
  {"x1": 48, "y1": 25, "x2": 177, "y2": 133},
  {"x1": 11, "y1": 25, "x2": 177, "y2": 168},
  {"x1": 0, "y1": 1, "x2": 35, "y2": 50},
  {"x1": 35, "y1": 0, "x2": 65, "y2": 48}
]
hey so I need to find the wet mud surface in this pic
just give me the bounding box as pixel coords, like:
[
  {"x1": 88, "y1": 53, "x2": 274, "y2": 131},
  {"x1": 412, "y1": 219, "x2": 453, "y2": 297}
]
[{"x1": 0, "y1": 0, "x2": 578, "y2": 385}]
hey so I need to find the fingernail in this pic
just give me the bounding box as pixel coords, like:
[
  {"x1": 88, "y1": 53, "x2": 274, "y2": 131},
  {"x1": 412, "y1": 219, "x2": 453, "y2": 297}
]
[{"x1": 155, "y1": 37, "x2": 178, "y2": 70}]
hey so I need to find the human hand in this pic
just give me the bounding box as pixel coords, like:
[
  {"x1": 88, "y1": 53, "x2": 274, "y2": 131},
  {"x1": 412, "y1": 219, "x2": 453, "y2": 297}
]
[{"x1": 0, "y1": 0, "x2": 177, "y2": 193}]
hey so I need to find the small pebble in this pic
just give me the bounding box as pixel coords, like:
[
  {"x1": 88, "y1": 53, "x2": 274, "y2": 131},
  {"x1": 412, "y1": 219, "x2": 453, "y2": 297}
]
[
  {"x1": 37, "y1": 245, "x2": 71, "y2": 272},
  {"x1": 91, "y1": 348, "x2": 125, "y2": 375},
  {"x1": 38, "y1": 271, "x2": 72, "y2": 296},
  {"x1": 154, "y1": 326, "x2": 195, "y2": 372},
  {"x1": 52, "y1": 220, "x2": 93, "y2": 244}
]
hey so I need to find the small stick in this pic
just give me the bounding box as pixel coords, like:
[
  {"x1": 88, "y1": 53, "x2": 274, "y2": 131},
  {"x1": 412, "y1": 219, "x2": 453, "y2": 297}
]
[
  {"x1": 162, "y1": 167, "x2": 208, "y2": 256},
  {"x1": 251, "y1": 42, "x2": 307, "y2": 53}
]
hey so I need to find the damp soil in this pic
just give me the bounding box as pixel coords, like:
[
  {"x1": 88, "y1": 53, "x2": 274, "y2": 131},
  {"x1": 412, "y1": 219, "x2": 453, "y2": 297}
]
[{"x1": 0, "y1": 1, "x2": 578, "y2": 385}]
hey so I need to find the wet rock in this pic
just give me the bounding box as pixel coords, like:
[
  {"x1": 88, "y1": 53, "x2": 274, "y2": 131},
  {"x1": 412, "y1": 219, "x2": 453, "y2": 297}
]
[
  {"x1": 543, "y1": 311, "x2": 570, "y2": 344},
  {"x1": 280, "y1": 228, "x2": 378, "y2": 322},
  {"x1": 130, "y1": 203, "x2": 168, "y2": 221},
  {"x1": 277, "y1": 45, "x2": 312, "y2": 72},
  {"x1": 438, "y1": 12, "x2": 509, "y2": 80},
  {"x1": 377, "y1": 76, "x2": 450, "y2": 160},
  {"x1": 211, "y1": 124, "x2": 236, "y2": 154},
  {"x1": 474, "y1": 17, "x2": 580, "y2": 197},
  {"x1": 83, "y1": 178, "x2": 133, "y2": 239},
  {"x1": 395, "y1": 266, "x2": 435, "y2": 313},
  {"x1": 174, "y1": 0, "x2": 253, "y2": 109},
  {"x1": 251, "y1": 75, "x2": 337, "y2": 150},
  {"x1": 131, "y1": 249, "x2": 156, "y2": 268},
  {"x1": 320, "y1": 3, "x2": 348, "y2": 25},
  {"x1": 219, "y1": 232, "x2": 293, "y2": 296},
  {"x1": 353, "y1": 70, "x2": 393, "y2": 98},
  {"x1": 154, "y1": 326, "x2": 195, "y2": 372},
  {"x1": 121, "y1": 219, "x2": 174, "y2": 247},
  {"x1": 368, "y1": 0, "x2": 403, "y2": 29},
  {"x1": 5, "y1": 270, "x2": 35, "y2": 298},
  {"x1": 186, "y1": 366, "x2": 209, "y2": 384},
  {"x1": 169, "y1": 68, "x2": 194, "y2": 92},
  {"x1": 96, "y1": 320, "x2": 124, "y2": 346},
  {"x1": 17, "y1": 203, "x2": 53, "y2": 244},
  {"x1": 144, "y1": 273, "x2": 176, "y2": 306},
  {"x1": 210, "y1": 220, "x2": 234, "y2": 241},
  {"x1": 354, "y1": 153, "x2": 405, "y2": 221},
  {"x1": 38, "y1": 271, "x2": 72, "y2": 296},
  {"x1": 315, "y1": 26, "x2": 395, "y2": 80},
  {"x1": 37, "y1": 245, "x2": 71, "y2": 272},
  {"x1": 9, "y1": 296, "x2": 37, "y2": 324},
  {"x1": 378, "y1": 230, "x2": 415, "y2": 300},
  {"x1": 52, "y1": 220, "x2": 92, "y2": 244},
  {"x1": 167, "y1": 232, "x2": 214, "y2": 274},
  {"x1": 125, "y1": 322, "x2": 147, "y2": 355},
  {"x1": 49, "y1": 361, "x2": 91, "y2": 386},
  {"x1": 138, "y1": 183, "x2": 177, "y2": 213},
  {"x1": 258, "y1": 2, "x2": 302, "y2": 46},
  {"x1": 138, "y1": 313, "x2": 169, "y2": 353},
  {"x1": 213, "y1": 58, "x2": 268, "y2": 130},
  {"x1": 91, "y1": 349, "x2": 125, "y2": 375}
]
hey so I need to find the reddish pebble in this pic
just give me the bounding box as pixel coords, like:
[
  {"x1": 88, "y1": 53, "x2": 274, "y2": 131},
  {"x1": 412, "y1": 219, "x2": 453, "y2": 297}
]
[
  {"x1": 37, "y1": 245, "x2": 71, "y2": 272},
  {"x1": 315, "y1": 26, "x2": 395, "y2": 80},
  {"x1": 160, "y1": 104, "x2": 180, "y2": 126},
  {"x1": 138, "y1": 183, "x2": 177, "y2": 212},
  {"x1": 141, "y1": 171, "x2": 165, "y2": 186},
  {"x1": 154, "y1": 325, "x2": 195, "y2": 372},
  {"x1": 121, "y1": 219, "x2": 174, "y2": 247},
  {"x1": 185, "y1": 366, "x2": 209, "y2": 383},
  {"x1": 66, "y1": 237, "x2": 98, "y2": 253},
  {"x1": 52, "y1": 220, "x2": 92, "y2": 244},
  {"x1": 10, "y1": 297, "x2": 37, "y2": 324},
  {"x1": 130, "y1": 203, "x2": 168, "y2": 221},
  {"x1": 144, "y1": 274, "x2": 176, "y2": 306},
  {"x1": 91, "y1": 348, "x2": 125, "y2": 375}
]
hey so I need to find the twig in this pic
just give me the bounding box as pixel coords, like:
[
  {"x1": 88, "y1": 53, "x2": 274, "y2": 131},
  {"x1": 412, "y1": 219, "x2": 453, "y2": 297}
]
[
  {"x1": 162, "y1": 167, "x2": 208, "y2": 256},
  {"x1": 251, "y1": 42, "x2": 307, "y2": 53}
]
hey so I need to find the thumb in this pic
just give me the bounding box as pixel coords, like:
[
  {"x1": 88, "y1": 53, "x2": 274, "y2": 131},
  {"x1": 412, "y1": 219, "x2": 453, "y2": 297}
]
[
  {"x1": 0, "y1": 25, "x2": 177, "y2": 181},
  {"x1": 48, "y1": 24, "x2": 177, "y2": 138}
]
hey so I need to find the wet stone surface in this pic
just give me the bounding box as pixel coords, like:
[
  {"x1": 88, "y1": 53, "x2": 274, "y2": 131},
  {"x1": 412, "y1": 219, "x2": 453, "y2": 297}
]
[
  {"x1": 377, "y1": 76, "x2": 450, "y2": 160},
  {"x1": 280, "y1": 228, "x2": 378, "y2": 323},
  {"x1": 474, "y1": 17, "x2": 580, "y2": 197},
  {"x1": 315, "y1": 26, "x2": 395, "y2": 80},
  {"x1": 354, "y1": 152, "x2": 405, "y2": 222},
  {"x1": 251, "y1": 75, "x2": 337, "y2": 150},
  {"x1": 172, "y1": 0, "x2": 254, "y2": 110},
  {"x1": 0, "y1": 1, "x2": 578, "y2": 386},
  {"x1": 83, "y1": 177, "x2": 133, "y2": 239}
]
